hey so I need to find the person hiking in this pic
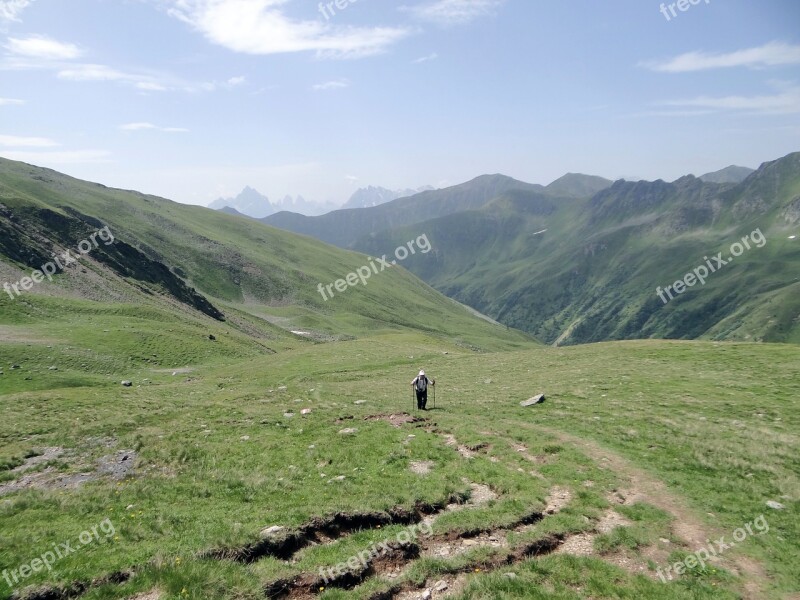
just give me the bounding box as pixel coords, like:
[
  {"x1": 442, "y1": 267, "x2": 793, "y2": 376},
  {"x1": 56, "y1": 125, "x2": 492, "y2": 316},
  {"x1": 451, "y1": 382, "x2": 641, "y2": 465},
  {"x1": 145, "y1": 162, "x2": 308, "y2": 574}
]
[{"x1": 411, "y1": 370, "x2": 435, "y2": 410}]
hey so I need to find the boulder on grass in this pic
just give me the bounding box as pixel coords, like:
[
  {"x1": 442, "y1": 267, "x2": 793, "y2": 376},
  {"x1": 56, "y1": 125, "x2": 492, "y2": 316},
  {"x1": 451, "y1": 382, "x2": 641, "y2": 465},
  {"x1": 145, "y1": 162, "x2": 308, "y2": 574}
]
[{"x1": 520, "y1": 394, "x2": 545, "y2": 407}]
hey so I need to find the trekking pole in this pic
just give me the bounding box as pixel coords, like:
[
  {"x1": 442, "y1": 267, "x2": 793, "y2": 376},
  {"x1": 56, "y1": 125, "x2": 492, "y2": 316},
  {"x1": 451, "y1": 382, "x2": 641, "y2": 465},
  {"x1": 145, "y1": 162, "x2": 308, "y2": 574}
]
[
  {"x1": 433, "y1": 384, "x2": 436, "y2": 410},
  {"x1": 412, "y1": 386, "x2": 415, "y2": 412}
]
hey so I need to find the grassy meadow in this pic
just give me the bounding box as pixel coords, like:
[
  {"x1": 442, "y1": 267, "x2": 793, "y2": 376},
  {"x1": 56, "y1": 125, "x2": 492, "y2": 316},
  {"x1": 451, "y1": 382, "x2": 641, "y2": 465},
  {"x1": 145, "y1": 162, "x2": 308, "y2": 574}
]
[{"x1": 1, "y1": 312, "x2": 797, "y2": 599}]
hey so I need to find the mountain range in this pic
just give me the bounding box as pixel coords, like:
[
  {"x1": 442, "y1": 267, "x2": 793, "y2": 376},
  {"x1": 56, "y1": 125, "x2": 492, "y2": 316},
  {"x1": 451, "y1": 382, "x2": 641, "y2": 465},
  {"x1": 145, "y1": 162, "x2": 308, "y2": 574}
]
[
  {"x1": 210, "y1": 184, "x2": 437, "y2": 218},
  {"x1": 263, "y1": 158, "x2": 799, "y2": 345},
  {"x1": 2, "y1": 156, "x2": 793, "y2": 348},
  {"x1": 341, "y1": 185, "x2": 435, "y2": 210},
  {"x1": 209, "y1": 187, "x2": 336, "y2": 218},
  {"x1": 0, "y1": 158, "x2": 527, "y2": 352}
]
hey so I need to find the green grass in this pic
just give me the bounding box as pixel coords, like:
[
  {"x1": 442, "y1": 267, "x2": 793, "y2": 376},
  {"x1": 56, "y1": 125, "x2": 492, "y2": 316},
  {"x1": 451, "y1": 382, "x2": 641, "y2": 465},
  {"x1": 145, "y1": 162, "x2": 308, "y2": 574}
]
[{"x1": 0, "y1": 329, "x2": 797, "y2": 600}]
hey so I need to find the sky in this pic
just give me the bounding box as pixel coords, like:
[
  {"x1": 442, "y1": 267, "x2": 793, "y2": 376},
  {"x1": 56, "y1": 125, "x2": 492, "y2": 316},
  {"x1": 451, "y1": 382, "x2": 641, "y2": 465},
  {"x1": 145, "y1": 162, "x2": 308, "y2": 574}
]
[{"x1": 0, "y1": 0, "x2": 799, "y2": 208}]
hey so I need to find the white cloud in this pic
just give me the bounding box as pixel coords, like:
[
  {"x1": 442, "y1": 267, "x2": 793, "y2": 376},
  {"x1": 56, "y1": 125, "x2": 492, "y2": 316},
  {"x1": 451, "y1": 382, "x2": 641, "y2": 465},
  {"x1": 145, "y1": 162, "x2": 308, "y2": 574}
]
[
  {"x1": 168, "y1": 0, "x2": 411, "y2": 58},
  {"x1": 227, "y1": 75, "x2": 245, "y2": 86},
  {"x1": 119, "y1": 122, "x2": 189, "y2": 132},
  {"x1": 312, "y1": 78, "x2": 349, "y2": 91},
  {"x1": 0, "y1": 134, "x2": 57, "y2": 147},
  {"x1": 642, "y1": 42, "x2": 800, "y2": 73},
  {"x1": 412, "y1": 52, "x2": 438, "y2": 64},
  {"x1": 403, "y1": 0, "x2": 503, "y2": 26},
  {"x1": 0, "y1": 149, "x2": 110, "y2": 164},
  {"x1": 0, "y1": 97, "x2": 24, "y2": 105},
  {"x1": 5, "y1": 35, "x2": 82, "y2": 60},
  {"x1": 659, "y1": 85, "x2": 800, "y2": 115},
  {"x1": 57, "y1": 64, "x2": 178, "y2": 92},
  {"x1": 57, "y1": 64, "x2": 130, "y2": 82},
  {"x1": 137, "y1": 81, "x2": 168, "y2": 91},
  {"x1": 0, "y1": 0, "x2": 34, "y2": 23},
  {"x1": 27, "y1": 61, "x2": 234, "y2": 93}
]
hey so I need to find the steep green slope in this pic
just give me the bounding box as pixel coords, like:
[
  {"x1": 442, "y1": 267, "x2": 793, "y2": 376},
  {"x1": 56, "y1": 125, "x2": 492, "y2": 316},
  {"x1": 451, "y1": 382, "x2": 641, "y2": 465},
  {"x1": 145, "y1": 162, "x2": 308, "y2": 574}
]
[
  {"x1": 0, "y1": 158, "x2": 534, "y2": 353},
  {"x1": 354, "y1": 152, "x2": 800, "y2": 345}
]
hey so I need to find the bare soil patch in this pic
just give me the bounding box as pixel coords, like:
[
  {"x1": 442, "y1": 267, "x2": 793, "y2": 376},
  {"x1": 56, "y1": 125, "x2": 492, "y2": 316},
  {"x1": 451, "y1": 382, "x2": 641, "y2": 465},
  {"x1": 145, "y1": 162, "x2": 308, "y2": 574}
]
[
  {"x1": 0, "y1": 448, "x2": 136, "y2": 496},
  {"x1": 409, "y1": 460, "x2": 433, "y2": 475},
  {"x1": 365, "y1": 413, "x2": 426, "y2": 428}
]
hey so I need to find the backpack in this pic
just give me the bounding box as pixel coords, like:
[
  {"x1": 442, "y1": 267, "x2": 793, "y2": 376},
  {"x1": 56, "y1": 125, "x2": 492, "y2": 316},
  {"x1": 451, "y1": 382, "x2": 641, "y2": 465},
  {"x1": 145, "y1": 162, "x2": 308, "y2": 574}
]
[{"x1": 416, "y1": 376, "x2": 427, "y2": 392}]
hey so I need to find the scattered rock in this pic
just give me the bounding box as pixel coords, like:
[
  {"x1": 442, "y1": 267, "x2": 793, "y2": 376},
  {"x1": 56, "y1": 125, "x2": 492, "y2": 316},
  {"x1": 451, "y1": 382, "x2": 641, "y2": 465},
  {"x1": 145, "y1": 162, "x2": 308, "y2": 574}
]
[
  {"x1": 48, "y1": 366, "x2": 58, "y2": 371},
  {"x1": 520, "y1": 394, "x2": 545, "y2": 407},
  {"x1": 278, "y1": 386, "x2": 287, "y2": 391},
  {"x1": 421, "y1": 590, "x2": 431, "y2": 600},
  {"x1": 339, "y1": 428, "x2": 358, "y2": 435},
  {"x1": 11, "y1": 365, "x2": 20, "y2": 369},
  {"x1": 208, "y1": 334, "x2": 216, "y2": 341},
  {"x1": 301, "y1": 408, "x2": 312, "y2": 415},
  {"x1": 260, "y1": 525, "x2": 285, "y2": 538},
  {"x1": 284, "y1": 412, "x2": 295, "y2": 418},
  {"x1": 433, "y1": 580, "x2": 448, "y2": 592},
  {"x1": 354, "y1": 400, "x2": 366, "y2": 405},
  {"x1": 240, "y1": 435, "x2": 250, "y2": 441},
  {"x1": 766, "y1": 500, "x2": 785, "y2": 510},
  {"x1": 504, "y1": 572, "x2": 517, "y2": 579},
  {"x1": 121, "y1": 380, "x2": 132, "y2": 387},
  {"x1": 484, "y1": 378, "x2": 492, "y2": 384}
]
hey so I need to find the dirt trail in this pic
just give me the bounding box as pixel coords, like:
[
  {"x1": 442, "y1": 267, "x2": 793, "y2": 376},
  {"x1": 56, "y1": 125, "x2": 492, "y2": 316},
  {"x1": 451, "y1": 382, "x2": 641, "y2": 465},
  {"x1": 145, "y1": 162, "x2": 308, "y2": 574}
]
[
  {"x1": 20, "y1": 424, "x2": 774, "y2": 600},
  {"x1": 547, "y1": 428, "x2": 769, "y2": 600}
]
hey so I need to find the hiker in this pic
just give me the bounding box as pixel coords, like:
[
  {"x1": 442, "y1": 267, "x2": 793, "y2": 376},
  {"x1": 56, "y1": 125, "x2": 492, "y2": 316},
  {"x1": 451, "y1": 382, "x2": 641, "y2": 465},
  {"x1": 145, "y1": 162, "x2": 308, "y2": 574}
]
[{"x1": 411, "y1": 370, "x2": 435, "y2": 410}]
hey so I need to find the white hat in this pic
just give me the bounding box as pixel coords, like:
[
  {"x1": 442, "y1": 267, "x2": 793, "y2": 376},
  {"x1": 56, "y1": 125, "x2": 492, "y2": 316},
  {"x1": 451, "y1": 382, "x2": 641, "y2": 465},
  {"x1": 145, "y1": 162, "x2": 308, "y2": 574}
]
[{"x1": 419, "y1": 370, "x2": 425, "y2": 376}]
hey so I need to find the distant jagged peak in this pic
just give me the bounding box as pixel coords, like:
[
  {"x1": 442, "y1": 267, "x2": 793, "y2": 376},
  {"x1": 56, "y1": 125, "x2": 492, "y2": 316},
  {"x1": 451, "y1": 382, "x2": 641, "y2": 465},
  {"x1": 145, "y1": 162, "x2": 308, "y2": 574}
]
[{"x1": 342, "y1": 184, "x2": 434, "y2": 209}]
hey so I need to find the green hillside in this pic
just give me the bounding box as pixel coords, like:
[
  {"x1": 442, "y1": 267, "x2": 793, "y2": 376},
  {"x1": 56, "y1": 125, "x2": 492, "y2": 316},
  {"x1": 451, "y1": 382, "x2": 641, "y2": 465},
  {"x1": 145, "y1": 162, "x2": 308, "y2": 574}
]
[
  {"x1": 0, "y1": 158, "x2": 533, "y2": 357},
  {"x1": 263, "y1": 175, "x2": 548, "y2": 248},
  {"x1": 0, "y1": 160, "x2": 798, "y2": 600},
  {"x1": 354, "y1": 152, "x2": 800, "y2": 345}
]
